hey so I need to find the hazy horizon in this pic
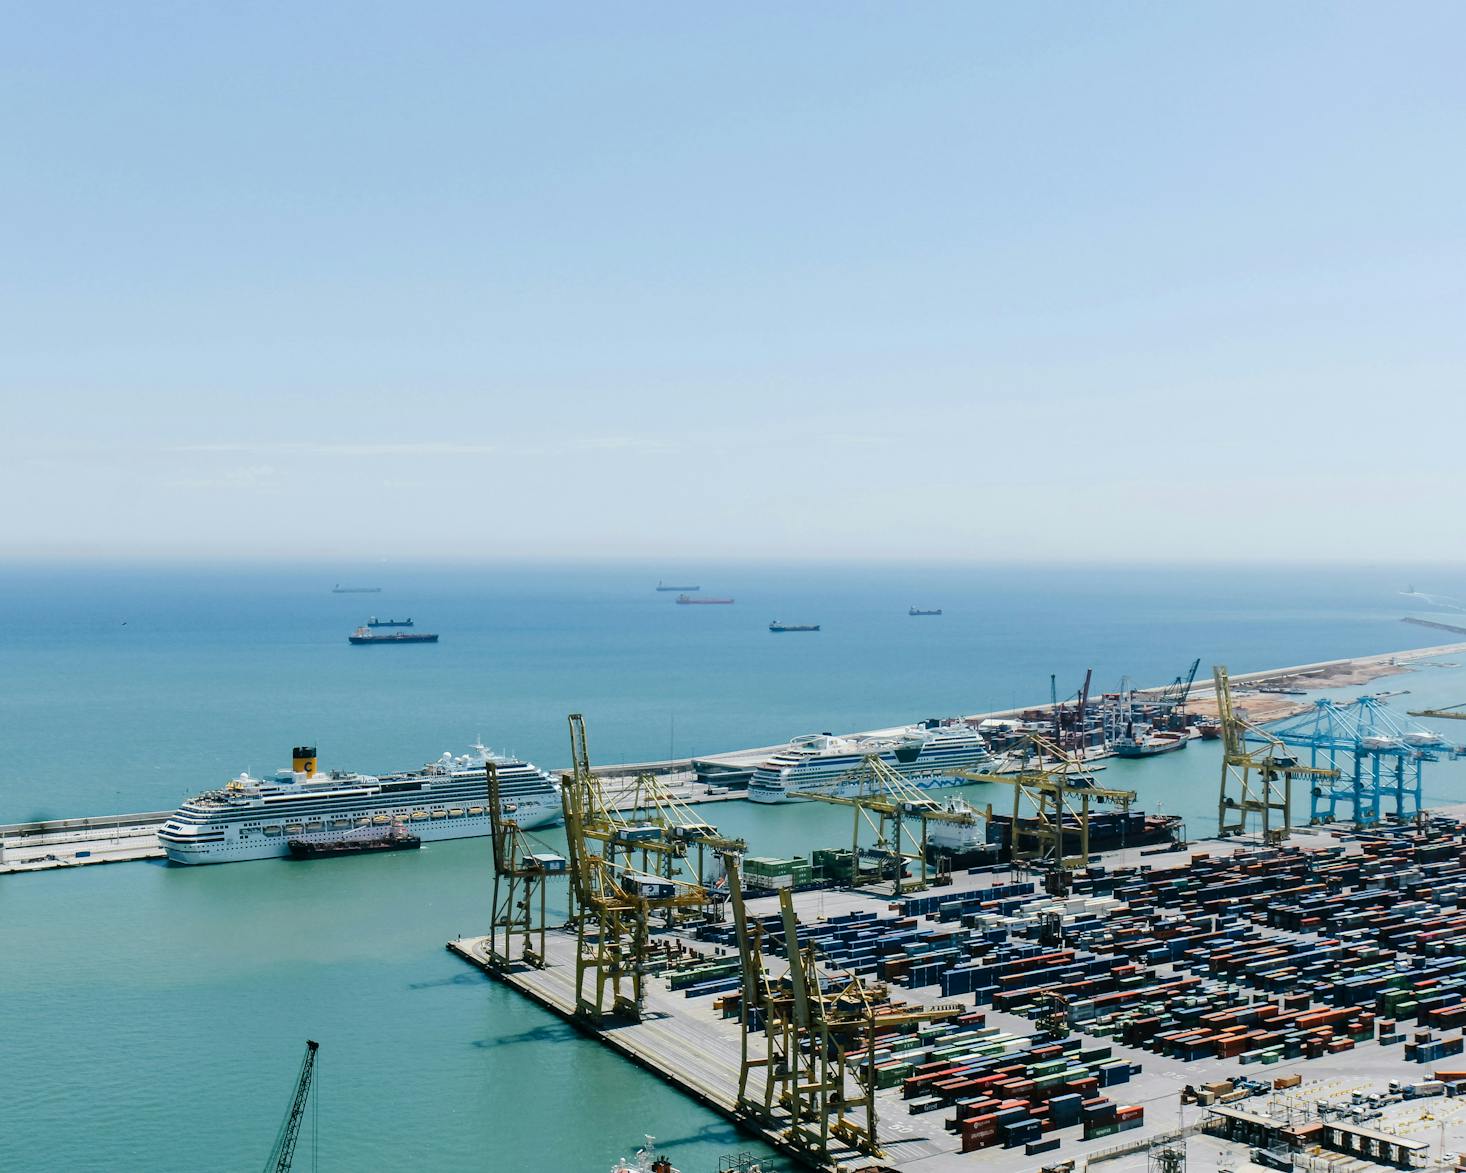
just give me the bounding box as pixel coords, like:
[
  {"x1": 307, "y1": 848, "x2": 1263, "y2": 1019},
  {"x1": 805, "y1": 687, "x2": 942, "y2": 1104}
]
[{"x1": 4, "y1": 3, "x2": 1464, "y2": 561}]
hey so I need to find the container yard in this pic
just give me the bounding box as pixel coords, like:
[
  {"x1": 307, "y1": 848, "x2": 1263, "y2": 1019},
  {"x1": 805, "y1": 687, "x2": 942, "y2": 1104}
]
[
  {"x1": 455, "y1": 819, "x2": 1466, "y2": 1171},
  {"x1": 451, "y1": 695, "x2": 1466, "y2": 1173}
]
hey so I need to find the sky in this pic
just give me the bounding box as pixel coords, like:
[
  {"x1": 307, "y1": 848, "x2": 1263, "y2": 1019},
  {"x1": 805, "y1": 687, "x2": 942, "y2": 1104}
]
[{"x1": 1, "y1": 2, "x2": 1463, "y2": 562}]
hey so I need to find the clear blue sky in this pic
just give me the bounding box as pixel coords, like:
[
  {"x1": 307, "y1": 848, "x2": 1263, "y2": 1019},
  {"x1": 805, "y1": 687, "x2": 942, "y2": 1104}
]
[{"x1": 3, "y1": 3, "x2": 1463, "y2": 561}]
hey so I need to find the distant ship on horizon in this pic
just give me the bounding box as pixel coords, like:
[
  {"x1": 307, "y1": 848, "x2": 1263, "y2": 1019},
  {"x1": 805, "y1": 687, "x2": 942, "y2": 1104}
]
[
  {"x1": 676, "y1": 594, "x2": 733, "y2": 605},
  {"x1": 332, "y1": 584, "x2": 382, "y2": 594},
  {"x1": 909, "y1": 607, "x2": 942, "y2": 616},
  {"x1": 769, "y1": 621, "x2": 819, "y2": 632},
  {"x1": 349, "y1": 627, "x2": 438, "y2": 644},
  {"x1": 657, "y1": 582, "x2": 700, "y2": 592}
]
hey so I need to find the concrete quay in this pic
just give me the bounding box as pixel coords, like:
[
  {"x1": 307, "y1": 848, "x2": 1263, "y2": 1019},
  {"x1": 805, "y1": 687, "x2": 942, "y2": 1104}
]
[
  {"x1": 0, "y1": 811, "x2": 168, "y2": 874},
  {"x1": 449, "y1": 829, "x2": 1449, "y2": 1172}
]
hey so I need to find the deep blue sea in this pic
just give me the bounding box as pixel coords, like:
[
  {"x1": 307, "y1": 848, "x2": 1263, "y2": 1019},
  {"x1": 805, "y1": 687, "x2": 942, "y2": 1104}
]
[{"x1": 5, "y1": 561, "x2": 1466, "y2": 1172}]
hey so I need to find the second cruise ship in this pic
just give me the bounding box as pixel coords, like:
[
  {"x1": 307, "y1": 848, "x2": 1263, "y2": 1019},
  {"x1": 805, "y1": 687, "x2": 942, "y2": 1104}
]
[
  {"x1": 159, "y1": 744, "x2": 562, "y2": 865},
  {"x1": 747, "y1": 723, "x2": 994, "y2": 803}
]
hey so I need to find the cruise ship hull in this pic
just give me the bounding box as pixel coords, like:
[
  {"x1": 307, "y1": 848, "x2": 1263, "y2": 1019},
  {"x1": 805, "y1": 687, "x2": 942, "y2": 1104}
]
[
  {"x1": 748, "y1": 739, "x2": 993, "y2": 804},
  {"x1": 160, "y1": 799, "x2": 561, "y2": 865}
]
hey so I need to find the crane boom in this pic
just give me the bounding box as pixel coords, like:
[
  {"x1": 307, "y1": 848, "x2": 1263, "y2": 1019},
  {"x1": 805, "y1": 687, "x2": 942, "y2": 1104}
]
[{"x1": 266, "y1": 1039, "x2": 318, "y2": 1173}]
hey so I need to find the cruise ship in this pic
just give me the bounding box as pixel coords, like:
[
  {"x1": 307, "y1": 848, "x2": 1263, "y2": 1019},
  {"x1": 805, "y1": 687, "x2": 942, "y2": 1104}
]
[
  {"x1": 747, "y1": 724, "x2": 994, "y2": 804},
  {"x1": 158, "y1": 744, "x2": 562, "y2": 865}
]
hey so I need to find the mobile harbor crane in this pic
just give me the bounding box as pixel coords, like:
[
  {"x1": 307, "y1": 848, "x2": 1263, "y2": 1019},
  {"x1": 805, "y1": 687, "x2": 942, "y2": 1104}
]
[{"x1": 264, "y1": 1040, "x2": 318, "y2": 1173}]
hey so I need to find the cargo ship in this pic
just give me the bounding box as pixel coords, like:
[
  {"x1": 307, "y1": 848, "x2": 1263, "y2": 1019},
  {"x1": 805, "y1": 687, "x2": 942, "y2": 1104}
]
[
  {"x1": 909, "y1": 607, "x2": 942, "y2": 616},
  {"x1": 656, "y1": 583, "x2": 699, "y2": 592},
  {"x1": 367, "y1": 616, "x2": 413, "y2": 628},
  {"x1": 288, "y1": 822, "x2": 420, "y2": 859},
  {"x1": 769, "y1": 621, "x2": 819, "y2": 632},
  {"x1": 1111, "y1": 727, "x2": 1189, "y2": 758},
  {"x1": 349, "y1": 627, "x2": 438, "y2": 644},
  {"x1": 983, "y1": 810, "x2": 1184, "y2": 861},
  {"x1": 332, "y1": 585, "x2": 381, "y2": 593},
  {"x1": 676, "y1": 594, "x2": 733, "y2": 604},
  {"x1": 158, "y1": 744, "x2": 562, "y2": 864}
]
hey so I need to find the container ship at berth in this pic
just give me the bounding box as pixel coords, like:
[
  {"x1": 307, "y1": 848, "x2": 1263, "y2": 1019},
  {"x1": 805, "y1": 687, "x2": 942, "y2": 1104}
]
[
  {"x1": 158, "y1": 745, "x2": 562, "y2": 865},
  {"x1": 748, "y1": 725, "x2": 994, "y2": 803}
]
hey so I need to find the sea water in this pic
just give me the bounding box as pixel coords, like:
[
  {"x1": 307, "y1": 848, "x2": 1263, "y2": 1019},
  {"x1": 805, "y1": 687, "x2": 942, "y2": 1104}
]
[{"x1": 4, "y1": 561, "x2": 1466, "y2": 1172}]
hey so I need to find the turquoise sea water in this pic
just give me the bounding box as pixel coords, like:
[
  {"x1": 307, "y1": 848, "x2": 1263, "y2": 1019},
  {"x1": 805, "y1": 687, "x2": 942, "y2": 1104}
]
[{"x1": 5, "y1": 562, "x2": 1466, "y2": 1173}]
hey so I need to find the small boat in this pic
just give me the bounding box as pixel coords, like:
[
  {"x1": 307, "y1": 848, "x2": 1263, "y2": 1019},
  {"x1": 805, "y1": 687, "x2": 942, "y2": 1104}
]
[
  {"x1": 769, "y1": 621, "x2": 820, "y2": 632},
  {"x1": 909, "y1": 607, "x2": 942, "y2": 616},
  {"x1": 609, "y1": 1137, "x2": 680, "y2": 1173},
  {"x1": 676, "y1": 594, "x2": 733, "y2": 604}
]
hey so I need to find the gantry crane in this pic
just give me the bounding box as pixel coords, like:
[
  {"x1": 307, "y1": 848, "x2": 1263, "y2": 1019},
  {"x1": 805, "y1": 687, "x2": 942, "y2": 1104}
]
[
  {"x1": 560, "y1": 713, "x2": 735, "y2": 1023},
  {"x1": 487, "y1": 759, "x2": 566, "y2": 972},
  {"x1": 612, "y1": 768, "x2": 746, "y2": 922},
  {"x1": 789, "y1": 753, "x2": 984, "y2": 895},
  {"x1": 959, "y1": 734, "x2": 1137, "y2": 870},
  {"x1": 264, "y1": 1039, "x2": 318, "y2": 1173},
  {"x1": 735, "y1": 886, "x2": 962, "y2": 1162},
  {"x1": 1265, "y1": 696, "x2": 1448, "y2": 825},
  {"x1": 1213, "y1": 665, "x2": 1336, "y2": 840}
]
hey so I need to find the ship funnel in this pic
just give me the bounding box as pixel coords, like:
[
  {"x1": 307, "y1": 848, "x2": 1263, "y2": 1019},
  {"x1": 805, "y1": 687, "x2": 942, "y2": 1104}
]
[{"x1": 292, "y1": 746, "x2": 318, "y2": 777}]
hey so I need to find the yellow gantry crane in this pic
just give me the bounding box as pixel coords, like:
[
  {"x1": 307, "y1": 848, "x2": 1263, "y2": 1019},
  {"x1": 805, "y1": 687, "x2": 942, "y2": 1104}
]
[
  {"x1": 560, "y1": 713, "x2": 739, "y2": 1023},
  {"x1": 486, "y1": 759, "x2": 567, "y2": 972},
  {"x1": 723, "y1": 866, "x2": 961, "y2": 1162},
  {"x1": 790, "y1": 753, "x2": 984, "y2": 895},
  {"x1": 1213, "y1": 665, "x2": 1336, "y2": 841},
  {"x1": 959, "y1": 734, "x2": 1136, "y2": 870}
]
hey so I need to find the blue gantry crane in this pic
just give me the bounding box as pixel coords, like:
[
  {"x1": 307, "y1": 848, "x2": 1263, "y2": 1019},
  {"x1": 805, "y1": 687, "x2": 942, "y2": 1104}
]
[{"x1": 1252, "y1": 697, "x2": 1453, "y2": 827}]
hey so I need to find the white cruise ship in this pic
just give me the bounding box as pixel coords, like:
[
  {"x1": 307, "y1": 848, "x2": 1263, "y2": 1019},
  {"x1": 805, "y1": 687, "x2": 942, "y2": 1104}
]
[
  {"x1": 747, "y1": 724, "x2": 994, "y2": 804},
  {"x1": 159, "y1": 744, "x2": 562, "y2": 865}
]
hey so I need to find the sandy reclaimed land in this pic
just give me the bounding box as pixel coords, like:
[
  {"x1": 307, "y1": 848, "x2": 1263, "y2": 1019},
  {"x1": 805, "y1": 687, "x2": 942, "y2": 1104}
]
[{"x1": 1183, "y1": 641, "x2": 1466, "y2": 724}]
